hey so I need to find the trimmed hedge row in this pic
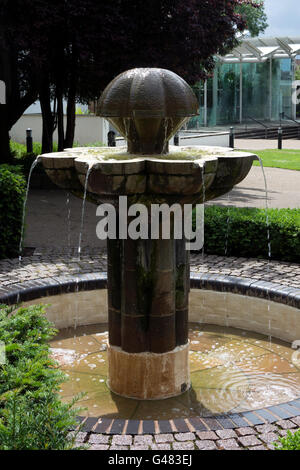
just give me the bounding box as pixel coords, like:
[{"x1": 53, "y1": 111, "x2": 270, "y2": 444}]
[
  {"x1": 196, "y1": 206, "x2": 300, "y2": 263},
  {"x1": 0, "y1": 161, "x2": 299, "y2": 263},
  {"x1": 0, "y1": 165, "x2": 26, "y2": 259}
]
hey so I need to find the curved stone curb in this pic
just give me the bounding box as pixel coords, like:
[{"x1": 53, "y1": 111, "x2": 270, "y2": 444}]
[
  {"x1": 75, "y1": 399, "x2": 300, "y2": 435},
  {"x1": 0, "y1": 271, "x2": 299, "y2": 309}
]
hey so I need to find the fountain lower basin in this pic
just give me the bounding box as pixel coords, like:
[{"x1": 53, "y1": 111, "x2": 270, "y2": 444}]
[{"x1": 20, "y1": 286, "x2": 300, "y2": 418}]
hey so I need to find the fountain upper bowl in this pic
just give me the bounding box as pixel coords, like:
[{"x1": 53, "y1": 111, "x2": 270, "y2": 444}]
[{"x1": 41, "y1": 145, "x2": 258, "y2": 204}]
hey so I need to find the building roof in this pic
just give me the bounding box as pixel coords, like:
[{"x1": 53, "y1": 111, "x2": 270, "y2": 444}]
[{"x1": 219, "y1": 37, "x2": 300, "y2": 63}]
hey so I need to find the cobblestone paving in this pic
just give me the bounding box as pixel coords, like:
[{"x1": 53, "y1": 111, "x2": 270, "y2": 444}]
[
  {"x1": 0, "y1": 249, "x2": 299, "y2": 289},
  {"x1": 72, "y1": 417, "x2": 300, "y2": 450}
]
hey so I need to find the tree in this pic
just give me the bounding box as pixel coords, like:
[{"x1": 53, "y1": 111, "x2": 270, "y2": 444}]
[
  {"x1": 0, "y1": 1, "x2": 61, "y2": 161},
  {"x1": 0, "y1": 0, "x2": 261, "y2": 160},
  {"x1": 235, "y1": 0, "x2": 268, "y2": 37}
]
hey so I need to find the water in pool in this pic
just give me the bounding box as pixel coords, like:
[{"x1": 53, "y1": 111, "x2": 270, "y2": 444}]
[{"x1": 50, "y1": 323, "x2": 300, "y2": 419}]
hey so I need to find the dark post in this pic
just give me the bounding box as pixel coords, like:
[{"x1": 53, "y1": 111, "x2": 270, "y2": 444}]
[
  {"x1": 26, "y1": 128, "x2": 33, "y2": 153},
  {"x1": 108, "y1": 130, "x2": 116, "y2": 147},
  {"x1": 174, "y1": 133, "x2": 179, "y2": 146},
  {"x1": 278, "y1": 126, "x2": 283, "y2": 149},
  {"x1": 229, "y1": 126, "x2": 234, "y2": 148}
]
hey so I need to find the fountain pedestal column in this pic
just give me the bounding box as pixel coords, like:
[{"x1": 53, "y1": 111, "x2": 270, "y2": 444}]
[{"x1": 107, "y1": 230, "x2": 190, "y2": 399}]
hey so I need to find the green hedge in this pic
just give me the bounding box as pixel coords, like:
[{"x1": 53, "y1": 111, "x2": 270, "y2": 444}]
[
  {"x1": 0, "y1": 165, "x2": 26, "y2": 259},
  {"x1": 194, "y1": 206, "x2": 300, "y2": 263},
  {"x1": 0, "y1": 304, "x2": 82, "y2": 450}
]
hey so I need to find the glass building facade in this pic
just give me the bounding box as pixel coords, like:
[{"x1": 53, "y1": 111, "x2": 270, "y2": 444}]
[{"x1": 187, "y1": 37, "x2": 299, "y2": 129}]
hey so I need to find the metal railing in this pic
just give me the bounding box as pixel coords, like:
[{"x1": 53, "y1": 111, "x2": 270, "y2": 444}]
[
  {"x1": 280, "y1": 112, "x2": 300, "y2": 138},
  {"x1": 244, "y1": 116, "x2": 270, "y2": 139}
]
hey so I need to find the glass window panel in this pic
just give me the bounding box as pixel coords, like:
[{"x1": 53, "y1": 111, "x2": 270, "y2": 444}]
[{"x1": 242, "y1": 61, "x2": 270, "y2": 121}]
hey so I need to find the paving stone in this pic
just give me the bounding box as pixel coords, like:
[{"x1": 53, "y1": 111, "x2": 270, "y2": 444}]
[
  {"x1": 158, "y1": 421, "x2": 173, "y2": 433},
  {"x1": 172, "y1": 441, "x2": 195, "y2": 450},
  {"x1": 173, "y1": 419, "x2": 190, "y2": 433},
  {"x1": 142, "y1": 421, "x2": 156, "y2": 434},
  {"x1": 216, "y1": 429, "x2": 237, "y2": 439},
  {"x1": 236, "y1": 427, "x2": 256, "y2": 436},
  {"x1": 112, "y1": 435, "x2": 132, "y2": 446},
  {"x1": 130, "y1": 446, "x2": 149, "y2": 450},
  {"x1": 276, "y1": 420, "x2": 296, "y2": 430},
  {"x1": 71, "y1": 431, "x2": 87, "y2": 443},
  {"x1": 195, "y1": 440, "x2": 217, "y2": 450},
  {"x1": 278, "y1": 430, "x2": 288, "y2": 437},
  {"x1": 109, "y1": 445, "x2": 129, "y2": 450},
  {"x1": 217, "y1": 438, "x2": 241, "y2": 450},
  {"x1": 255, "y1": 424, "x2": 277, "y2": 434},
  {"x1": 155, "y1": 434, "x2": 174, "y2": 443},
  {"x1": 238, "y1": 435, "x2": 262, "y2": 447},
  {"x1": 134, "y1": 435, "x2": 153, "y2": 446},
  {"x1": 248, "y1": 445, "x2": 266, "y2": 451},
  {"x1": 259, "y1": 433, "x2": 279, "y2": 444},
  {"x1": 88, "y1": 444, "x2": 109, "y2": 450},
  {"x1": 88, "y1": 434, "x2": 110, "y2": 444},
  {"x1": 291, "y1": 416, "x2": 300, "y2": 426},
  {"x1": 174, "y1": 432, "x2": 196, "y2": 442},
  {"x1": 151, "y1": 443, "x2": 172, "y2": 450},
  {"x1": 196, "y1": 431, "x2": 218, "y2": 440},
  {"x1": 266, "y1": 443, "x2": 276, "y2": 450}
]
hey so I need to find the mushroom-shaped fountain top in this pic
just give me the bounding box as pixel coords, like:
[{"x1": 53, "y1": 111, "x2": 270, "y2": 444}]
[{"x1": 97, "y1": 68, "x2": 199, "y2": 154}]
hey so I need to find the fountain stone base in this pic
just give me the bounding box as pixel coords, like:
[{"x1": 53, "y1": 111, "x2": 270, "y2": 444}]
[{"x1": 107, "y1": 343, "x2": 190, "y2": 400}]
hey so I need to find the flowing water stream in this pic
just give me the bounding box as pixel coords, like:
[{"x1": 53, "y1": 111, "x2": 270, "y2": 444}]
[
  {"x1": 258, "y1": 157, "x2": 272, "y2": 263},
  {"x1": 66, "y1": 192, "x2": 72, "y2": 250},
  {"x1": 77, "y1": 165, "x2": 93, "y2": 260},
  {"x1": 18, "y1": 156, "x2": 40, "y2": 263}
]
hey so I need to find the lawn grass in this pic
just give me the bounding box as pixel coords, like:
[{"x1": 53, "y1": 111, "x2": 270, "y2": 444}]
[{"x1": 250, "y1": 149, "x2": 300, "y2": 170}]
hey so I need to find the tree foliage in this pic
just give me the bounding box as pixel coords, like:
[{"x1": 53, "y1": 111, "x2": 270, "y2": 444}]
[
  {"x1": 0, "y1": 0, "x2": 263, "y2": 159},
  {"x1": 235, "y1": 0, "x2": 268, "y2": 37}
]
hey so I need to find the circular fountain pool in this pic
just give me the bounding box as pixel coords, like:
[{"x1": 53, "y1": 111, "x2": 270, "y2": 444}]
[{"x1": 22, "y1": 286, "x2": 300, "y2": 420}]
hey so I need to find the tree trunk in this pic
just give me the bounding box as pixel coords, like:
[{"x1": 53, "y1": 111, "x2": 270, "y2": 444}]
[
  {"x1": 39, "y1": 81, "x2": 54, "y2": 154},
  {"x1": 64, "y1": 87, "x2": 76, "y2": 149},
  {"x1": 57, "y1": 89, "x2": 64, "y2": 151},
  {"x1": 0, "y1": 105, "x2": 12, "y2": 163}
]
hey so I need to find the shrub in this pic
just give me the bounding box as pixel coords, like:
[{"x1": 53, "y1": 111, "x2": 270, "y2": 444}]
[
  {"x1": 0, "y1": 304, "x2": 83, "y2": 450},
  {"x1": 0, "y1": 165, "x2": 26, "y2": 259},
  {"x1": 10, "y1": 140, "x2": 57, "y2": 159},
  {"x1": 274, "y1": 429, "x2": 300, "y2": 450},
  {"x1": 193, "y1": 206, "x2": 300, "y2": 263},
  {"x1": 10, "y1": 141, "x2": 53, "y2": 180},
  {"x1": 9, "y1": 140, "x2": 104, "y2": 180}
]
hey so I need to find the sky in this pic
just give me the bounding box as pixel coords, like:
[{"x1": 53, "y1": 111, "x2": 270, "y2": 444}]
[{"x1": 263, "y1": 0, "x2": 300, "y2": 37}]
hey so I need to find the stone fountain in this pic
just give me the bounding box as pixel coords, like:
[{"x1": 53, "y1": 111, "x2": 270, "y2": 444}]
[{"x1": 41, "y1": 68, "x2": 258, "y2": 400}]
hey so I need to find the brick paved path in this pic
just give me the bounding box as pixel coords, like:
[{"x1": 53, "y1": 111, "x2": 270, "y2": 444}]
[{"x1": 1, "y1": 250, "x2": 299, "y2": 290}]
